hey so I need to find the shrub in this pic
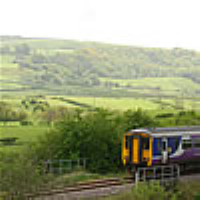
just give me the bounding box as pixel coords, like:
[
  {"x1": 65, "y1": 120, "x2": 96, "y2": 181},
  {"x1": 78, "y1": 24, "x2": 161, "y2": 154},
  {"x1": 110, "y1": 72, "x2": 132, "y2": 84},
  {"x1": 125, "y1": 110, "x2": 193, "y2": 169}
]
[
  {"x1": 105, "y1": 182, "x2": 176, "y2": 200},
  {"x1": 0, "y1": 152, "x2": 51, "y2": 199},
  {"x1": 32, "y1": 108, "x2": 124, "y2": 173},
  {"x1": 123, "y1": 109, "x2": 156, "y2": 131}
]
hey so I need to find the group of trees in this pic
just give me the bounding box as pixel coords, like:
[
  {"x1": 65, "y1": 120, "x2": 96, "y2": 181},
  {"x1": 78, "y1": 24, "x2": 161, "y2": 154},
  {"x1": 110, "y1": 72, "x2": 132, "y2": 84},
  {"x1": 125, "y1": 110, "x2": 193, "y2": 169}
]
[
  {"x1": 0, "y1": 99, "x2": 76, "y2": 126},
  {"x1": 0, "y1": 102, "x2": 27, "y2": 124}
]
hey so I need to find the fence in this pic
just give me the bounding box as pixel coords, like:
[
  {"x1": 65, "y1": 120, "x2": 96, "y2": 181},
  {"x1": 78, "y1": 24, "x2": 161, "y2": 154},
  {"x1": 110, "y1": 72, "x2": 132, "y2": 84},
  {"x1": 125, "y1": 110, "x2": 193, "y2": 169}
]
[
  {"x1": 43, "y1": 158, "x2": 87, "y2": 174},
  {"x1": 135, "y1": 164, "x2": 180, "y2": 186},
  {"x1": 0, "y1": 158, "x2": 88, "y2": 200}
]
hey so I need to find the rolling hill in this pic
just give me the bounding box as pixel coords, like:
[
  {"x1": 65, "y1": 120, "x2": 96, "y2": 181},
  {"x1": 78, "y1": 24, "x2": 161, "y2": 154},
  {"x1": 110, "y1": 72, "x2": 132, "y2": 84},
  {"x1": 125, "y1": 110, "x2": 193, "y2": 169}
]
[{"x1": 1, "y1": 35, "x2": 200, "y2": 98}]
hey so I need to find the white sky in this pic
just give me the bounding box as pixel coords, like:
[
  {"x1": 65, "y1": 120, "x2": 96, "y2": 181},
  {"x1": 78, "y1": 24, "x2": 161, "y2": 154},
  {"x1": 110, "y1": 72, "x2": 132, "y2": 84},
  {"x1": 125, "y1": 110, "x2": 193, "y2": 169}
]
[{"x1": 1, "y1": 0, "x2": 200, "y2": 51}]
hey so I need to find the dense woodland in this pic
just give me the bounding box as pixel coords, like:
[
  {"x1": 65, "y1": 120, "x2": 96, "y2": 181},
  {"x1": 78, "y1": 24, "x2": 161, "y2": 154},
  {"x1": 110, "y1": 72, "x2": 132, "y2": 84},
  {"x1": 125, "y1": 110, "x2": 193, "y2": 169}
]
[{"x1": 1, "y1": 36, "x2": 200, "y2": 97}]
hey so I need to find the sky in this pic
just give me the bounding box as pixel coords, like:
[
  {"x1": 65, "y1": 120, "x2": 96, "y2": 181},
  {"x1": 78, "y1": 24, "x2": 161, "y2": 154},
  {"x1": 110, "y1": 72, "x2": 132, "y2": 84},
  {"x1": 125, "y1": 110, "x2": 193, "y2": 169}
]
[{"x1": 1, "y1": 0, "x2": 200, "y2": 51}]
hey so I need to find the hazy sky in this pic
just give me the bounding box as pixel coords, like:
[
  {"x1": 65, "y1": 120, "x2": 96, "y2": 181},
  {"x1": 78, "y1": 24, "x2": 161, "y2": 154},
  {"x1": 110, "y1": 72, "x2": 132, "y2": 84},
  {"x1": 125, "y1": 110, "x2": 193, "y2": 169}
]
[{"x1": 1, "y1": 0, "x2": 200, "y2": 51}]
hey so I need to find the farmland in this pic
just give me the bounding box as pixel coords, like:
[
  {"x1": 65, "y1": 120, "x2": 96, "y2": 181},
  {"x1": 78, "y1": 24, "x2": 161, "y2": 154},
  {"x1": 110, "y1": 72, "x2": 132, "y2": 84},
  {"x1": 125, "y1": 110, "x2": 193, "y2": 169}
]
[
  {"x1": 1, "y1": 94, "x2": 200, "y2": 153},
  {"x1": 0, "y1": 125, "x2": 49, "y2": 152}
]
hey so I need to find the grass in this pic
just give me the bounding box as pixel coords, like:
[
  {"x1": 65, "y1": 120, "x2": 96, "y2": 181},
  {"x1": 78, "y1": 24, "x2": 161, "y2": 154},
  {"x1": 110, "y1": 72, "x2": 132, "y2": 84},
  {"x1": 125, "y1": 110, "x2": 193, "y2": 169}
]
[
  {"x1": 0, "y1": 125, "x2": 49, "y2": 142},
  {"x1": 47, "y1": 95, "x2": 200, "y2": 111},
  {"x1": 63, "y1": 96, "x2": 160, "y2": 110},
  {"x1": 103, "y1": 180, "x2": 200, "y2": 200},
  {"x1": 0, "y1": 125, "x2": 50, "y2": 152},
  {"x1": 52, "y1": 171, "x2": 110, "y2": 187},
  {"x1": 1, "y1": 95, "x2": 200, "y2": 111},
  {"x1": 100, "y1": 77, "x2": 200, "y2": 96}
]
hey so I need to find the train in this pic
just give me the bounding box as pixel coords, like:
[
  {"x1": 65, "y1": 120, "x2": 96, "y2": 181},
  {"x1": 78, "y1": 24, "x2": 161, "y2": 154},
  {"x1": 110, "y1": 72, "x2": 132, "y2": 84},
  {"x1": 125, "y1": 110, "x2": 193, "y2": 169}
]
[{"x1": 122, "y1": 126, "x2": 200, "y2": 171}]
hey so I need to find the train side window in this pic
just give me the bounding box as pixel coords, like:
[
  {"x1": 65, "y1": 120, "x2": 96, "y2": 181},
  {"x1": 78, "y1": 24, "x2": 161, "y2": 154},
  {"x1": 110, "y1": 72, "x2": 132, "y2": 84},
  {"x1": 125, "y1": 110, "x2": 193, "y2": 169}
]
[
  {"x1": 182, "y1": 139, "x2": 192, "y2": 149},
  {"x1": 194, "y1": 139, "x2": 200, "y2": 148},
  {"x1": 162, "y1": 140, "x2": 167, "y2": 151},
  {"x1": 174, "y1": 138, "x2": 180, "y2": 150},
  {"x1": 156, "y1": 139, "x2": 162, "y2": 155}
]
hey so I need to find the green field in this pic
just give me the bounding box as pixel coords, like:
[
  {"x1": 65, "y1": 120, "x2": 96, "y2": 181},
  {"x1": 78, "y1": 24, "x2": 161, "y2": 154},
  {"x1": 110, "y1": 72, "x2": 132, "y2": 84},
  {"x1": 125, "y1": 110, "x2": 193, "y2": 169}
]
[
  {"x1": 1, "y1": 94, "x2": 200, "y2": 153},
  {"x1": 0, "y1": 126, "x2": 50, "y2": 152},
  {"x1": 62, "y1": 96, "x2": 200, "y2": 110},
  {"x1": 2, "y1": 94, "x2": 200, "y2": 111},
  {"x1": 100, "y1": 77, "x2": 199, "y2": 96}
]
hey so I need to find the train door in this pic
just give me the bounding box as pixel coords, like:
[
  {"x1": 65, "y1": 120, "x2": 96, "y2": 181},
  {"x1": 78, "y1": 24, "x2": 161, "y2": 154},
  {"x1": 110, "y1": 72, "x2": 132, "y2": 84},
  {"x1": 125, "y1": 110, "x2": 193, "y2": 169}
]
[
  {"x1": 129, "y1": 135, "x2": 141, "y2": 165},
  {"x1": 141, "y1": 136, "x2": 152, "y2": 166},
  {"x1": 162, "y1": 138, "x2": 168, "y2": 164}
]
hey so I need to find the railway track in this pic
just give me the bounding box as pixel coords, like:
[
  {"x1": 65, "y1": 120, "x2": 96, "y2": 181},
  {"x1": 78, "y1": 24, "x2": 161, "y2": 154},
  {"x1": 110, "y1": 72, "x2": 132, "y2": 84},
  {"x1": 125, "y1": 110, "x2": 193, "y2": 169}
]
[
  {"x1": 26, "y1": 177, "x2": 134, "y2": 199},
  {"x1": 26, "y1": 170, "x2": 200, "y2": 199}
]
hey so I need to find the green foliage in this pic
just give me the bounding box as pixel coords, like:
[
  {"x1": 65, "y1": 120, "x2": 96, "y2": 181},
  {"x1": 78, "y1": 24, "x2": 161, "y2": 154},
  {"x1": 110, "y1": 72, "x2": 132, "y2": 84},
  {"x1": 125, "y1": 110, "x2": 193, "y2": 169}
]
[
  {"x1": 32, "y1": 109, "x2": 124, "y2": 173},
  {"x1": 105, "y1": 182, "x2": 176, "y2": 200},
  {"x1": 123, "y1": 109, "x2": 156, "y2": 131},
  {"x1": 175, "y1": 181, "x2": 200, "y2": 200},
  {"x1": 0, "y1": 152, "x2": 51, "y2": 199},
  {"x1": 105, "y1": 181, "x2": 200, "y2": 200},
  {"x1": 157, "y1": 110, "x2": 200, "y2": 127},
  {"x1": 0, "y1": 101, "x2": 27, "y2": 123}
]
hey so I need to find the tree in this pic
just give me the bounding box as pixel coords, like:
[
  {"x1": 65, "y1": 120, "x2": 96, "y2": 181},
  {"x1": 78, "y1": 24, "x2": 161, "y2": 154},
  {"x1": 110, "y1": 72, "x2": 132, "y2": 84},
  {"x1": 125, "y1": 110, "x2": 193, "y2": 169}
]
[
  {"x1": 32, "y1": 109, "x2": 123, "y2": 173},
  {"x1": 15, "y1": 44, "x2": 30, "y2": 56},
  {"x1": 0, "y1": 102, "x2": 28, "y2": 124},
  {"x1": 123, "y1": 109, "x2": 156, "y2": 131}
]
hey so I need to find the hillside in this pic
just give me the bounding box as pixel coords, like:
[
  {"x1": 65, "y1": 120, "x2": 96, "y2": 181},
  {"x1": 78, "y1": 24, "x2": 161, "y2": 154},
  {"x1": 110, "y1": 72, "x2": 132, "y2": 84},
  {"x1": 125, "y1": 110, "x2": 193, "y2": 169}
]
[{"x1": 1, "y1": 36, "x2": 200, "y2": 98}]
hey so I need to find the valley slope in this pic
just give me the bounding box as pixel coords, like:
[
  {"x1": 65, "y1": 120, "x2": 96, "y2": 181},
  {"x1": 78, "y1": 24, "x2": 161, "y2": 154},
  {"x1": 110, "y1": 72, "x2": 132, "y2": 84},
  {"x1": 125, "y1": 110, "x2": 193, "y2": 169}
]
[{"x1": 1, "y1": 36, "x2": 200, "y2": 98}]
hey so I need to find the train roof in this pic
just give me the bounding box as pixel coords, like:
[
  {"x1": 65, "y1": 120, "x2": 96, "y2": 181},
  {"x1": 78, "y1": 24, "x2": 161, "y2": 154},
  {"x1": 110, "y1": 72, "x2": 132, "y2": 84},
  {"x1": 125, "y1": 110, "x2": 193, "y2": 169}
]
[
  {"x1": 150, "y1": 126, "x2": 200, "y2": 137},
  {"x1": 130, "y1": 126, "x2": 200, "y2": 137}
]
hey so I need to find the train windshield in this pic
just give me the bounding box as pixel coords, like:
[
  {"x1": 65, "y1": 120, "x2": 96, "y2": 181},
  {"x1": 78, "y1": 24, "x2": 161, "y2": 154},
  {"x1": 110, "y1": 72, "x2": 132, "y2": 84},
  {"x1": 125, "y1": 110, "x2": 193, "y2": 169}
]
[{"x1": 142, "y1": 137, "x2": 150, "y2": 149}]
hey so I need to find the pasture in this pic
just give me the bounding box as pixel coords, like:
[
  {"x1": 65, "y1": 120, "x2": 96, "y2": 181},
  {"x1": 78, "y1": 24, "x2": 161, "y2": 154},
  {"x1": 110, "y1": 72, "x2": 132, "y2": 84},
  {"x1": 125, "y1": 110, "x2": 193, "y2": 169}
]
[
  {"x1": 0, "y1": 125, "x2": 50, "y2": 152},
  {"x1": 2, "y1": 94, "x2": 200, "y2": 111},
  {"x1": 60, "y1": 96, "x2": 200, "y2": 111},
  {"x1": 100, "y1": 77, "x2": 199, "y2": 97}
]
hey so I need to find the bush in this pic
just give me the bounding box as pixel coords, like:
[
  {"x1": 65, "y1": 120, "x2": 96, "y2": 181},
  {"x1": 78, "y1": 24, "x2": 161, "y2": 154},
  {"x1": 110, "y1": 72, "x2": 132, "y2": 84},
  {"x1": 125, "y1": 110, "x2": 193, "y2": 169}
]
[
  {"x1": 32, "y1": 108, "x2": 124, "y2": 173},
  {"x1": 123, "y1": 109, "x2": 156, "y2": 131},
  {"x1": 105, "y1": 182, "x2": 176, "y2": 200},
  {"x1": 20, "y1": 120, "x2": 33, "y2": 126},
  {"x1": 176, "y1": 181, "x2": 200, "y2": 200},
  {"x1": 0, "y1": 152, "x2": 51, "y2": 199}
]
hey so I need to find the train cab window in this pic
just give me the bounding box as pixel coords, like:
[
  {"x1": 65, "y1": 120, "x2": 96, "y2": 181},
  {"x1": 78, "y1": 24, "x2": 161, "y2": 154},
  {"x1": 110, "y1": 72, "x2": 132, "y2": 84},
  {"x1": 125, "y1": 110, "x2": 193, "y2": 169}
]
[
  {"x1": 194, "y1": 139, "x2": 200, "y2": 148},
  {"x1": 125, "y1": 136, "x2": 129, "y2": 149},
  {"x1": 142, "y1": 137, "x2": 149, "y2": 150},
  {"x1": 182, "y1": 139, "x2": 192, "y2": 149}
]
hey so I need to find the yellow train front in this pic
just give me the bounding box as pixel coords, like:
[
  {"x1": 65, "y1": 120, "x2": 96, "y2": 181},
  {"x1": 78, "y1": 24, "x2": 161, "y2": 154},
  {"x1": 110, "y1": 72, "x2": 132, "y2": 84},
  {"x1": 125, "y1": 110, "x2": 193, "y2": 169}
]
[
  {"x1": 122, "y1": 129, "x2": 153, "y2": 169},
  {"x1": 122, "y1": 127, "x2": 200, "y2": 171}
]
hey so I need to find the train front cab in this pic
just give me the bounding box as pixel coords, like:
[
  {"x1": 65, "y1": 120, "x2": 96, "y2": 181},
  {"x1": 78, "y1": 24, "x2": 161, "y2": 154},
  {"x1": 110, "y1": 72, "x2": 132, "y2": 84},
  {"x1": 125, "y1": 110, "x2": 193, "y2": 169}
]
[{"x1": 122, "y1": 132, "x2": 152, "y2": 168}]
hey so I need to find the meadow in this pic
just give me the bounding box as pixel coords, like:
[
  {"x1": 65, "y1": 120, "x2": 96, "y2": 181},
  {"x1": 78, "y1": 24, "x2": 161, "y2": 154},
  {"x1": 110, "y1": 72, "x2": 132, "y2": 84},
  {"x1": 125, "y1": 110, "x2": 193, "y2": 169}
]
[
  {"x1": 0, "y1": 125, "x2": 50, "y2": 152},
  {"x1": 2, "y1": 94, "x2": 200, "y2": 110}
]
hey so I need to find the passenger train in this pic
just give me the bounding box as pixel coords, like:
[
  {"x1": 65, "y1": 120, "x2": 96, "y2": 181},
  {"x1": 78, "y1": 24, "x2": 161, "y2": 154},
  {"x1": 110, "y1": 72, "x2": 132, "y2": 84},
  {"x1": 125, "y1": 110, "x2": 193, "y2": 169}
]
[{"x1": 122, "y1": 126, "x2": 200, "y2": 171}]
